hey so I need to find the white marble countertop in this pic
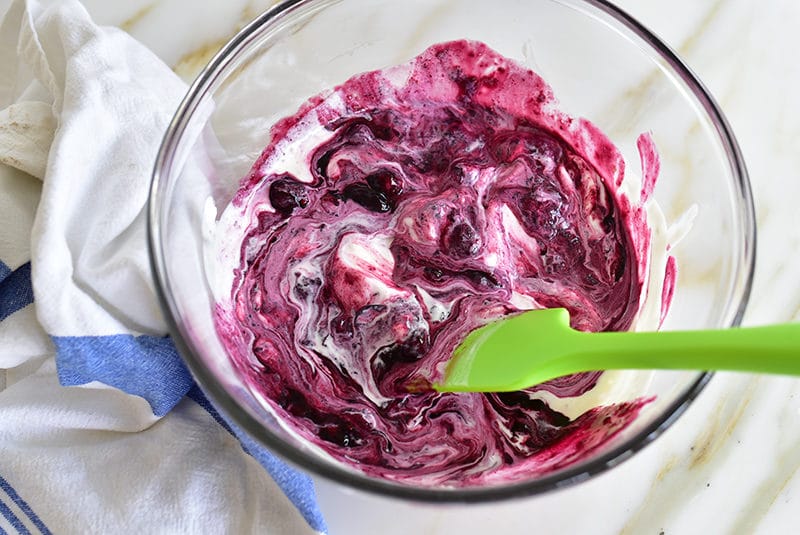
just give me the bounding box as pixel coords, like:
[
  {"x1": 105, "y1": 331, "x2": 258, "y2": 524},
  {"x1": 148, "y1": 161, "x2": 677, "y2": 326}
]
[{"x1": 4, "y1": 0, "x2": 800, "y2": 533}]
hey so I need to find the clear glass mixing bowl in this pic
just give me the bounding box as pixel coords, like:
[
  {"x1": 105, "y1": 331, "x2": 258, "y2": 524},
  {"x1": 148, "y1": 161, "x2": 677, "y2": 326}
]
[{"x1": 148, "y1": 0, "x2": 755, "y2": 501}]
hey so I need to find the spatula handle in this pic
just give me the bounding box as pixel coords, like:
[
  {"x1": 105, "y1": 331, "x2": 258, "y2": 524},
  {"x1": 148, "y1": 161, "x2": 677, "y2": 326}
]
[{"x1": 576, "y1": 323, "x2": 800, "y2": 375}]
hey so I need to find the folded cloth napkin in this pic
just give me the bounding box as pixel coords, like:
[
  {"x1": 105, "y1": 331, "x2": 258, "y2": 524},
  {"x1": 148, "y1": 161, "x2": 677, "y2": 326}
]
[{"x1": 0, "y1": 0, "x2": 328, "y2": 533}]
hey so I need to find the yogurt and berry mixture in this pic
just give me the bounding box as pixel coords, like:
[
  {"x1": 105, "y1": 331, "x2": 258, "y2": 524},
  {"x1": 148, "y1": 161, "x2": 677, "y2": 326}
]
[{"x1": 214, "y1": 40, "x2": 672, "y2": 486}]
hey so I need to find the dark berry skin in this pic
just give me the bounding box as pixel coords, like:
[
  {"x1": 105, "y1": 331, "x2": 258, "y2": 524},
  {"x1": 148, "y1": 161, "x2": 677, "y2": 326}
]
[
  {"x1": 443, "y1": 221, "x2": 481, "y2": 259},
  {"x1": 269, "y1": 177, "x2": 309, "y2": 217},
  {"x1": 343, "y1": 183, "x2": 392, "y2": 213},
  {"x1": 341, "y1": 169, "x2": 403, "y2": 213},
  {"x1": 366, "y1": 170, "x2": 403, "y2": 202}
]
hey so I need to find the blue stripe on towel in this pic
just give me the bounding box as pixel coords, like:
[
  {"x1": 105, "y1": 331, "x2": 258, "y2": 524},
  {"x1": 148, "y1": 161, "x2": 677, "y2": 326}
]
[
  {"x1": 1, "y1": 259, "x2": 326, "y2": 531},
  {"x1": 187, "y1": 384, "x2": 235, "y2": 435},
  {"x1": 187, "y1": 385, "x2": 328, "y2": 534},
  {"x1": 53, "y1": 335, "x2": 193, "y2": 417},
  {"x1": 0, "y1": 262, "x2": 34, "y2": 322},
  {"x1": 0, "y1": 476, "x2": 51, "y2": 535},
  {"x1": 0, "y1": 498, "x2": 29, "y2": 535}
]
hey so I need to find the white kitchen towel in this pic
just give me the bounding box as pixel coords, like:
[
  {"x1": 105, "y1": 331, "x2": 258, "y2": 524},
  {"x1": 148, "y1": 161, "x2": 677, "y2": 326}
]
[{"x1": 0, "y1": 0, "x2": 327, "y2": 533}]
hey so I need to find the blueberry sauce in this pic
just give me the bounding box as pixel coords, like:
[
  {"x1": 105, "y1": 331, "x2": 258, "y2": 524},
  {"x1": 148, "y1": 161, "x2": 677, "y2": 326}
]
[{"x1": 215, "y1": 40, "x2": 671, "y2": 486}]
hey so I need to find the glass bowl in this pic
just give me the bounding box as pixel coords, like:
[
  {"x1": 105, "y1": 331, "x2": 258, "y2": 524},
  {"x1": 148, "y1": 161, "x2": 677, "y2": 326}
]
[{"x1": 148, "y1": 0, "x2": 755, "y2": 502}]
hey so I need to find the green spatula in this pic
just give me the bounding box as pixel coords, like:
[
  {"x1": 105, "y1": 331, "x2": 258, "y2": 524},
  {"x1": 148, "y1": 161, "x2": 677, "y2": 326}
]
[{"x1": 435, "y1": 308, "x2": 799, "y2": 393}]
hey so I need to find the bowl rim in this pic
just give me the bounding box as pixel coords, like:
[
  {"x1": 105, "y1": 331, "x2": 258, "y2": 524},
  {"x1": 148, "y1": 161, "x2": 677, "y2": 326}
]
[{"x1": 148, "y1": 0, "x2": 756, "y2": 503}]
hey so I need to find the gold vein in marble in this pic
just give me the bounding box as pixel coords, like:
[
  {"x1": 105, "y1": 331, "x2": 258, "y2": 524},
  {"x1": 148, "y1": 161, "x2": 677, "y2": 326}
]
[
  {"x1": 619, "y1": 377, "x2": 759, "y2": 534},
  {"x1": 675, "y1": 262, "x2": 725, "y2": 288},
  {"x1": 789, "y1": 300, "x2": 800, "y2": 322},
  {"x1": 728, "y1": 382, "x2": 800, "y2": 532},
  {"x1": 654, "y1": 455, "x2": 679, "y2": 483},
  {"x1": 171, "y1": 0, "x2": 281, "y2": 81},
  {"x1": 119, "y1": 4, "x2": 156, "y2": 34},
  {"x1": 598, "y1": 0, "x2": 727, "y2": 138},
  {"x1": 658, "y1": 122, "x2": 702, "y2": 220},
  {"x1": 688, "y1": 380, "x2": 755, "y2": 469},
  {"x1": 173, "y1": 38, "x2": 231, "y2": 81},
  {"x1": 730, "y1": 453, "x2": 800, "y2": 533},
  {"x1": 674, "y1": 0, "x2": 726, "y2": 57}
]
